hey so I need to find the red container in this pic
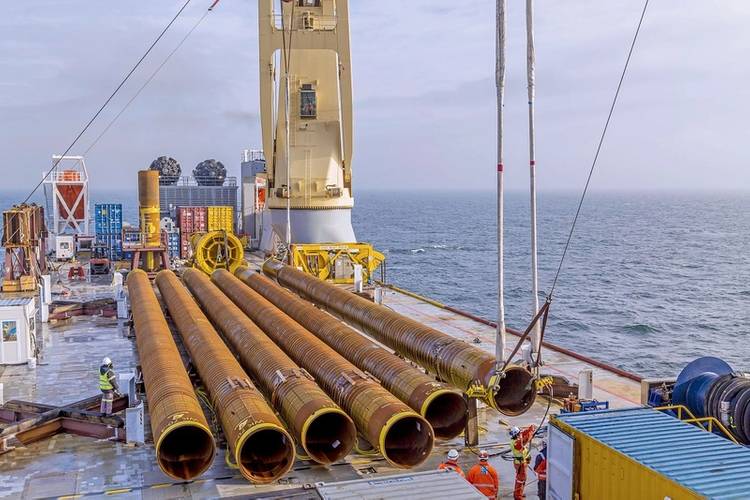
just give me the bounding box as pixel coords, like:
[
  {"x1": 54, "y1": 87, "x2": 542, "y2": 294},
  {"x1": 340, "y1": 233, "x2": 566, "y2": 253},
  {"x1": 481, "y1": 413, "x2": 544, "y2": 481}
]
[{"x1": 177, "y1": 207, "x2": 207, "y2": 259}]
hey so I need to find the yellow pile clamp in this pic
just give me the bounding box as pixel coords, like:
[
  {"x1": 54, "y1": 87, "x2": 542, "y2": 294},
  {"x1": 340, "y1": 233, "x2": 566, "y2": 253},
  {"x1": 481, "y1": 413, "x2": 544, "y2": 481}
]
[{"x1": 289, "y1": 242, "x2": 385, "y2": 284}]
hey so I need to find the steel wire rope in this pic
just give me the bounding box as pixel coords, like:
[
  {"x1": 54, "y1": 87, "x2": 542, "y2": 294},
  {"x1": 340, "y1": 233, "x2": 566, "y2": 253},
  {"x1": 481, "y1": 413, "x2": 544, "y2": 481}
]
[
  {"x1": 278, "y1": 0, "x2": 297, "y2": 261},
  {"x1": 23, "y1": 0, "x2": 195, "y2": 205},
  {"x1": 546, "y1": 0, "x2": 650, "y2": 301},
  {"x1": 1, "y1": 0, "x2": 196, "y2": 243},
  {"x1": 83, "y1": 3, "x2": 219, "y2": 155}
]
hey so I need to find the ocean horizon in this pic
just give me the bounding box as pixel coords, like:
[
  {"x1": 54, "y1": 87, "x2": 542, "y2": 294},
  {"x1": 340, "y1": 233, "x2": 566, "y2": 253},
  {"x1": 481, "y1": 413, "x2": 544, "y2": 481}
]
[{"x1": 2, "y1": 189, "x2": 748, "y2": 378}]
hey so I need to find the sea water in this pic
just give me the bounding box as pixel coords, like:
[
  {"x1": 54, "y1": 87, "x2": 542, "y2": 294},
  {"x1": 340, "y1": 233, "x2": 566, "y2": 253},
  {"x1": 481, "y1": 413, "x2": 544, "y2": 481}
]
[
  {"x1": 353, "y1": 190, "x2": 749, "y2": 377},
  {"x1": 2, "y1": 189, "x2": 747, "y2": 377}
]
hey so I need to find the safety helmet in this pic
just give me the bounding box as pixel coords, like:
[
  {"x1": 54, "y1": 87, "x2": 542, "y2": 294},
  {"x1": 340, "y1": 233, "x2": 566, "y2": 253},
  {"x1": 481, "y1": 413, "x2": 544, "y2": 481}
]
[
  {"x1": 478, "y1": 450, "x2": 489, "y2": 461},
  {"x1": 102, "y1": 357, "x2": 112, "y2": 366},
  {"x1": 509, "y1": 426, "x2": 521, "y2": 438},
  {"x1": 447, "y1": 449, "x2": 459, "y2": 461}
]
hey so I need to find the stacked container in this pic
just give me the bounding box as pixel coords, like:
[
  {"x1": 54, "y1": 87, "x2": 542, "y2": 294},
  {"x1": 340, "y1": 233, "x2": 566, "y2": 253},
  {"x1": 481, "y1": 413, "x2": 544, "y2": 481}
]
[
  {"x1": 207, "y1": 206, "x2": 234, "y2": 233},
  {"x1": 177, "y1": 207, "x2": 207, "y2": 259},
  {"x1": 161, "y1": 217, "x2": 181, "y2": 260},
  {"x1": 167, "y1": 232, "x2": 181, "y2": 260},
  {"x1": 94, "y1": 203, "x2": 123, "y2": 260}
]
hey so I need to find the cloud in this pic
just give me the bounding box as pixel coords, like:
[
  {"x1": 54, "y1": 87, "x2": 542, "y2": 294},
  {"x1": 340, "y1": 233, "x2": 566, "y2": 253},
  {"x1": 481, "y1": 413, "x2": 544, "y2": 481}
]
[{"x1": 0, "y1": 0, "x2": 748, "y2": 192}]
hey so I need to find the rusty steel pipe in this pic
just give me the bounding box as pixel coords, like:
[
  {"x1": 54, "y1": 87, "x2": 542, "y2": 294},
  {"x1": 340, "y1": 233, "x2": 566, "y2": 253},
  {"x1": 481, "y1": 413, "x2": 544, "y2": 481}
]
[
  {"x1": 235, "y1": 268, "x2": 467, "y2": 439},
  {"x1": 212, "y1": 269, "x2": 434, "y2": 468},
  {"x1": 263, "y1": 260, "x2": 536, "y2": 416},
  {"x1": 182, "y1": 269, "x2": 356, "y2": 464},
  {"x1": 155, "y1": 270, "x2": 294, "y2": 483},
  {"x1": 126, "y1": 269, "x2": 215, "y2": 480}
]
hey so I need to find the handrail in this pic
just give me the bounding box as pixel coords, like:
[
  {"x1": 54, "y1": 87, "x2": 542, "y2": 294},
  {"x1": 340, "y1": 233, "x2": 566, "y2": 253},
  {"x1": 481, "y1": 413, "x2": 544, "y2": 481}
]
[
  {"x1": 683, "y1": 417, "x2": 739, "y2": 444},
  {"x1": 655, "y1": 405, "x2": 739, "y2": 444},
  {"x1": 654, "y1": 404, "x2": 698, "y2": 421}
]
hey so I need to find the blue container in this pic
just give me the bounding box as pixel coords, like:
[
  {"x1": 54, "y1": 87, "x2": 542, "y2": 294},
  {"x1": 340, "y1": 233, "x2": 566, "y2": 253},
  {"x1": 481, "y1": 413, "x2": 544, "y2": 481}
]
[
  {"x1": 553, "y1": 407, "x2": 750, "y2": 498},
  {"x1": 123, "y1": 231, "x2": 141, "y2": 244},
  {"x1": 94, "y1": 204, "x2": 123, "y2": 235},
  {"x1": 95, "y1": 233, "x2": 123, "y2": 261},
  {"x1": 167, "y1": 231, "x2": 181, "y2": 259}
]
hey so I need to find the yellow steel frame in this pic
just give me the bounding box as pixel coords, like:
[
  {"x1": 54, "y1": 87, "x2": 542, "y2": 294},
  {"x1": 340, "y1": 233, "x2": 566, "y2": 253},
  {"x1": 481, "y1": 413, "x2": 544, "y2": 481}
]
[
  {"x1": 655, "y1": 405, "x2": 739, "y2": 444},
  {"x1": 289, "y1": 243, "x2": 384, "y2": 284}
]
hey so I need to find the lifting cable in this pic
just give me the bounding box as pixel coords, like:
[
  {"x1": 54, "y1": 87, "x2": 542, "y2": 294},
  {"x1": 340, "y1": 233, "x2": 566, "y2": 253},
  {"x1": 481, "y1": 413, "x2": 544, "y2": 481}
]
[
  {"x1": 546, "y1": 0, "x2": 650, "y2": 301},
  {"x1": 507, "y1": 0, "x2": 651, "y2": 369},
  {"x1": 21, "y1": 0, "x2": 196, "y2": 206},
  {"x1": 278, "y1": 1, "x2": 298, "y2": 260},
  {"x1": 83, "y1": 1, "x2": 221, "y2": 156},
  {"x1": 0, "y1": 0, "x2": 208, "y2": 262}
]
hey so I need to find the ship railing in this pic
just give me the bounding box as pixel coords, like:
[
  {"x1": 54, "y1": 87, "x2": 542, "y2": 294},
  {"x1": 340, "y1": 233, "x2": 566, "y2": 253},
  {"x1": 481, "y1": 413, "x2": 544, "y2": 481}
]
[
  {"x1": 159, "y1": 176, "x2": 237, "y2": 188},
  {"x1": 655, "y1": 405, "x2": 739, "y2": 444},
  {"x1": 242, "y1": 149, "x2": 265, "y2": 162}
]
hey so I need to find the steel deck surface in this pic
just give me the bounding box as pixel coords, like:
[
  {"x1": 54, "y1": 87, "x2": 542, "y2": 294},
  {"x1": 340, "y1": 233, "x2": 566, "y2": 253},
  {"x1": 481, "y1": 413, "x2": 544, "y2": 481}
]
[{"x1": 0, "y1": 258, "x2": 641, "y2": 499}]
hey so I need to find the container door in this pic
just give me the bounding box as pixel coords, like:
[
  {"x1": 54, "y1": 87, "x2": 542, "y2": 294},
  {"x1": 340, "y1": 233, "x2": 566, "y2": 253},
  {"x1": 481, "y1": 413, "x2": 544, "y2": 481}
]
[
  {"x1": 1, "y1": 319, "x2": 19, "y2": 364},
  {"x1": 548, "y1": 425, "x2": 574, "y2": 500}
]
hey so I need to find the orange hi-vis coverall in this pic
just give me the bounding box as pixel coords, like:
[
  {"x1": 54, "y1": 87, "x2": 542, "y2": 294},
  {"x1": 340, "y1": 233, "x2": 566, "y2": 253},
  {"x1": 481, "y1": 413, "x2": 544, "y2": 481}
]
[
  {"x1": 467, "y1": 461, "x2": 499, "y2": 498},
  {"x1": 438, "y1": 460, "x2": 465, "y2": 478}
]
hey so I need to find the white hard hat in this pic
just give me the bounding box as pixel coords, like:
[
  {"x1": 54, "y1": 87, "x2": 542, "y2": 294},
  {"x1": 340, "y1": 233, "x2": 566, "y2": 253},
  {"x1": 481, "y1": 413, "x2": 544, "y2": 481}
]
[
  {"x1": 447, "y1": 449, "x2": 459, "y2": 460},
  {"x1": 478, "y1": 450, "x2": 489, "y2": 460},
  {"x1": 509, "y1": 426, "x2": 521, "y2": 438},
  {"x1": 102, "y1": 357, "x2": 112, "y2": 366}
]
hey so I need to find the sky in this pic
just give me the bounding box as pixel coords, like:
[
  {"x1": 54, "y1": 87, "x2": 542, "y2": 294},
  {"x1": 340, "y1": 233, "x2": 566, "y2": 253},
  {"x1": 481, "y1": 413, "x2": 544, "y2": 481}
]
[{"x1": 1, "y1": 1, "x2": 749, "y2": 192}]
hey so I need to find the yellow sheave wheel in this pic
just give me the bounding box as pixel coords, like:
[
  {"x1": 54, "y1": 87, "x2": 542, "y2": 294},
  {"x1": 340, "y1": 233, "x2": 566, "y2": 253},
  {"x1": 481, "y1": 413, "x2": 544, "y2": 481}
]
[{"x1": 192, "y1": 231, "x2": 245, "y2": 275}]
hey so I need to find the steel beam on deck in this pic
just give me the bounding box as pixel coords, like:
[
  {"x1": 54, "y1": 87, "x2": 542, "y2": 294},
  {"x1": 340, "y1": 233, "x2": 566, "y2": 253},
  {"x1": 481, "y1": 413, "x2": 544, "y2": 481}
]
[{"x1": 0, "y1": 394, "x2": 127, "y2": 453}]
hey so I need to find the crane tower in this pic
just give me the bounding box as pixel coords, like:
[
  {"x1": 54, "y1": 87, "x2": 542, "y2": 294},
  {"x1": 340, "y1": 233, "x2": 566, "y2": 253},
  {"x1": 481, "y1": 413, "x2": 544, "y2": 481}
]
[{"x1": 258, "y1": 0, "x2": 356, "y2": 252}]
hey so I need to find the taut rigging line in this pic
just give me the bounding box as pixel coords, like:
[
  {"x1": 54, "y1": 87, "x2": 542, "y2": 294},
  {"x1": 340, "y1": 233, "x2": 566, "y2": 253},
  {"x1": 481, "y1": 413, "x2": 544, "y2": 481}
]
[
  {"x1": 84, "y1": 2, "x2": 222, "y2": 156},
  {"x1": 20, "y1": 0, "x2": 197, "y2": 206},
  {"x1": 546, "y1": 0, "x2": 651, "y2": 302},
  {"x1": 512, "y1": 0, "x2": 651, "y2": 369}
]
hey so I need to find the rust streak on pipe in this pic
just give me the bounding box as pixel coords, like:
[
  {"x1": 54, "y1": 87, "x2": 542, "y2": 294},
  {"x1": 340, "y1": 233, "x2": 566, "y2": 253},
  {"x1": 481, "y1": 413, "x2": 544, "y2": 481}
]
[
  {"x1": 126, "y1": 269, "x2": 215, "y2": 480},
  {"x1": 182, "y1": 269, "x2": 356, "y2": 464},
  {"x1": 235, "y1": 267, "x2": 467, "y2": 439},
  {"x1": 212, "y1": 269, "x2": 434, "y2": 468},
  {"x1": 155, "y1": 270, "x2": 294, "y2": 483},
  {"x1": 263, "y1": 260, "x2": 536, "y2": 416}
]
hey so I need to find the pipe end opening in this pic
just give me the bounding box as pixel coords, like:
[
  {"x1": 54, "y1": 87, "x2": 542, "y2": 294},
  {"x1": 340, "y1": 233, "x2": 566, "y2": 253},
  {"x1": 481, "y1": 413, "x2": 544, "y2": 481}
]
[
  {"x1": 491, "y1": 366, "x2": 537, "y2": 416},
  {"x1": 381, "y1": 414, "x2": 434, "y2": 468},
  {"x1": 157, "y1": 424, "x2": 215, "y2": 480},
  {"x1": 303, "y1": 409, "x2": 357, "y2": 464},
  {"x1": 423, "y1": 391, "x2": 468, "y2": 440},
  {"x1": 238, "y1": 426, "x2": 295, "y2": 483}
]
